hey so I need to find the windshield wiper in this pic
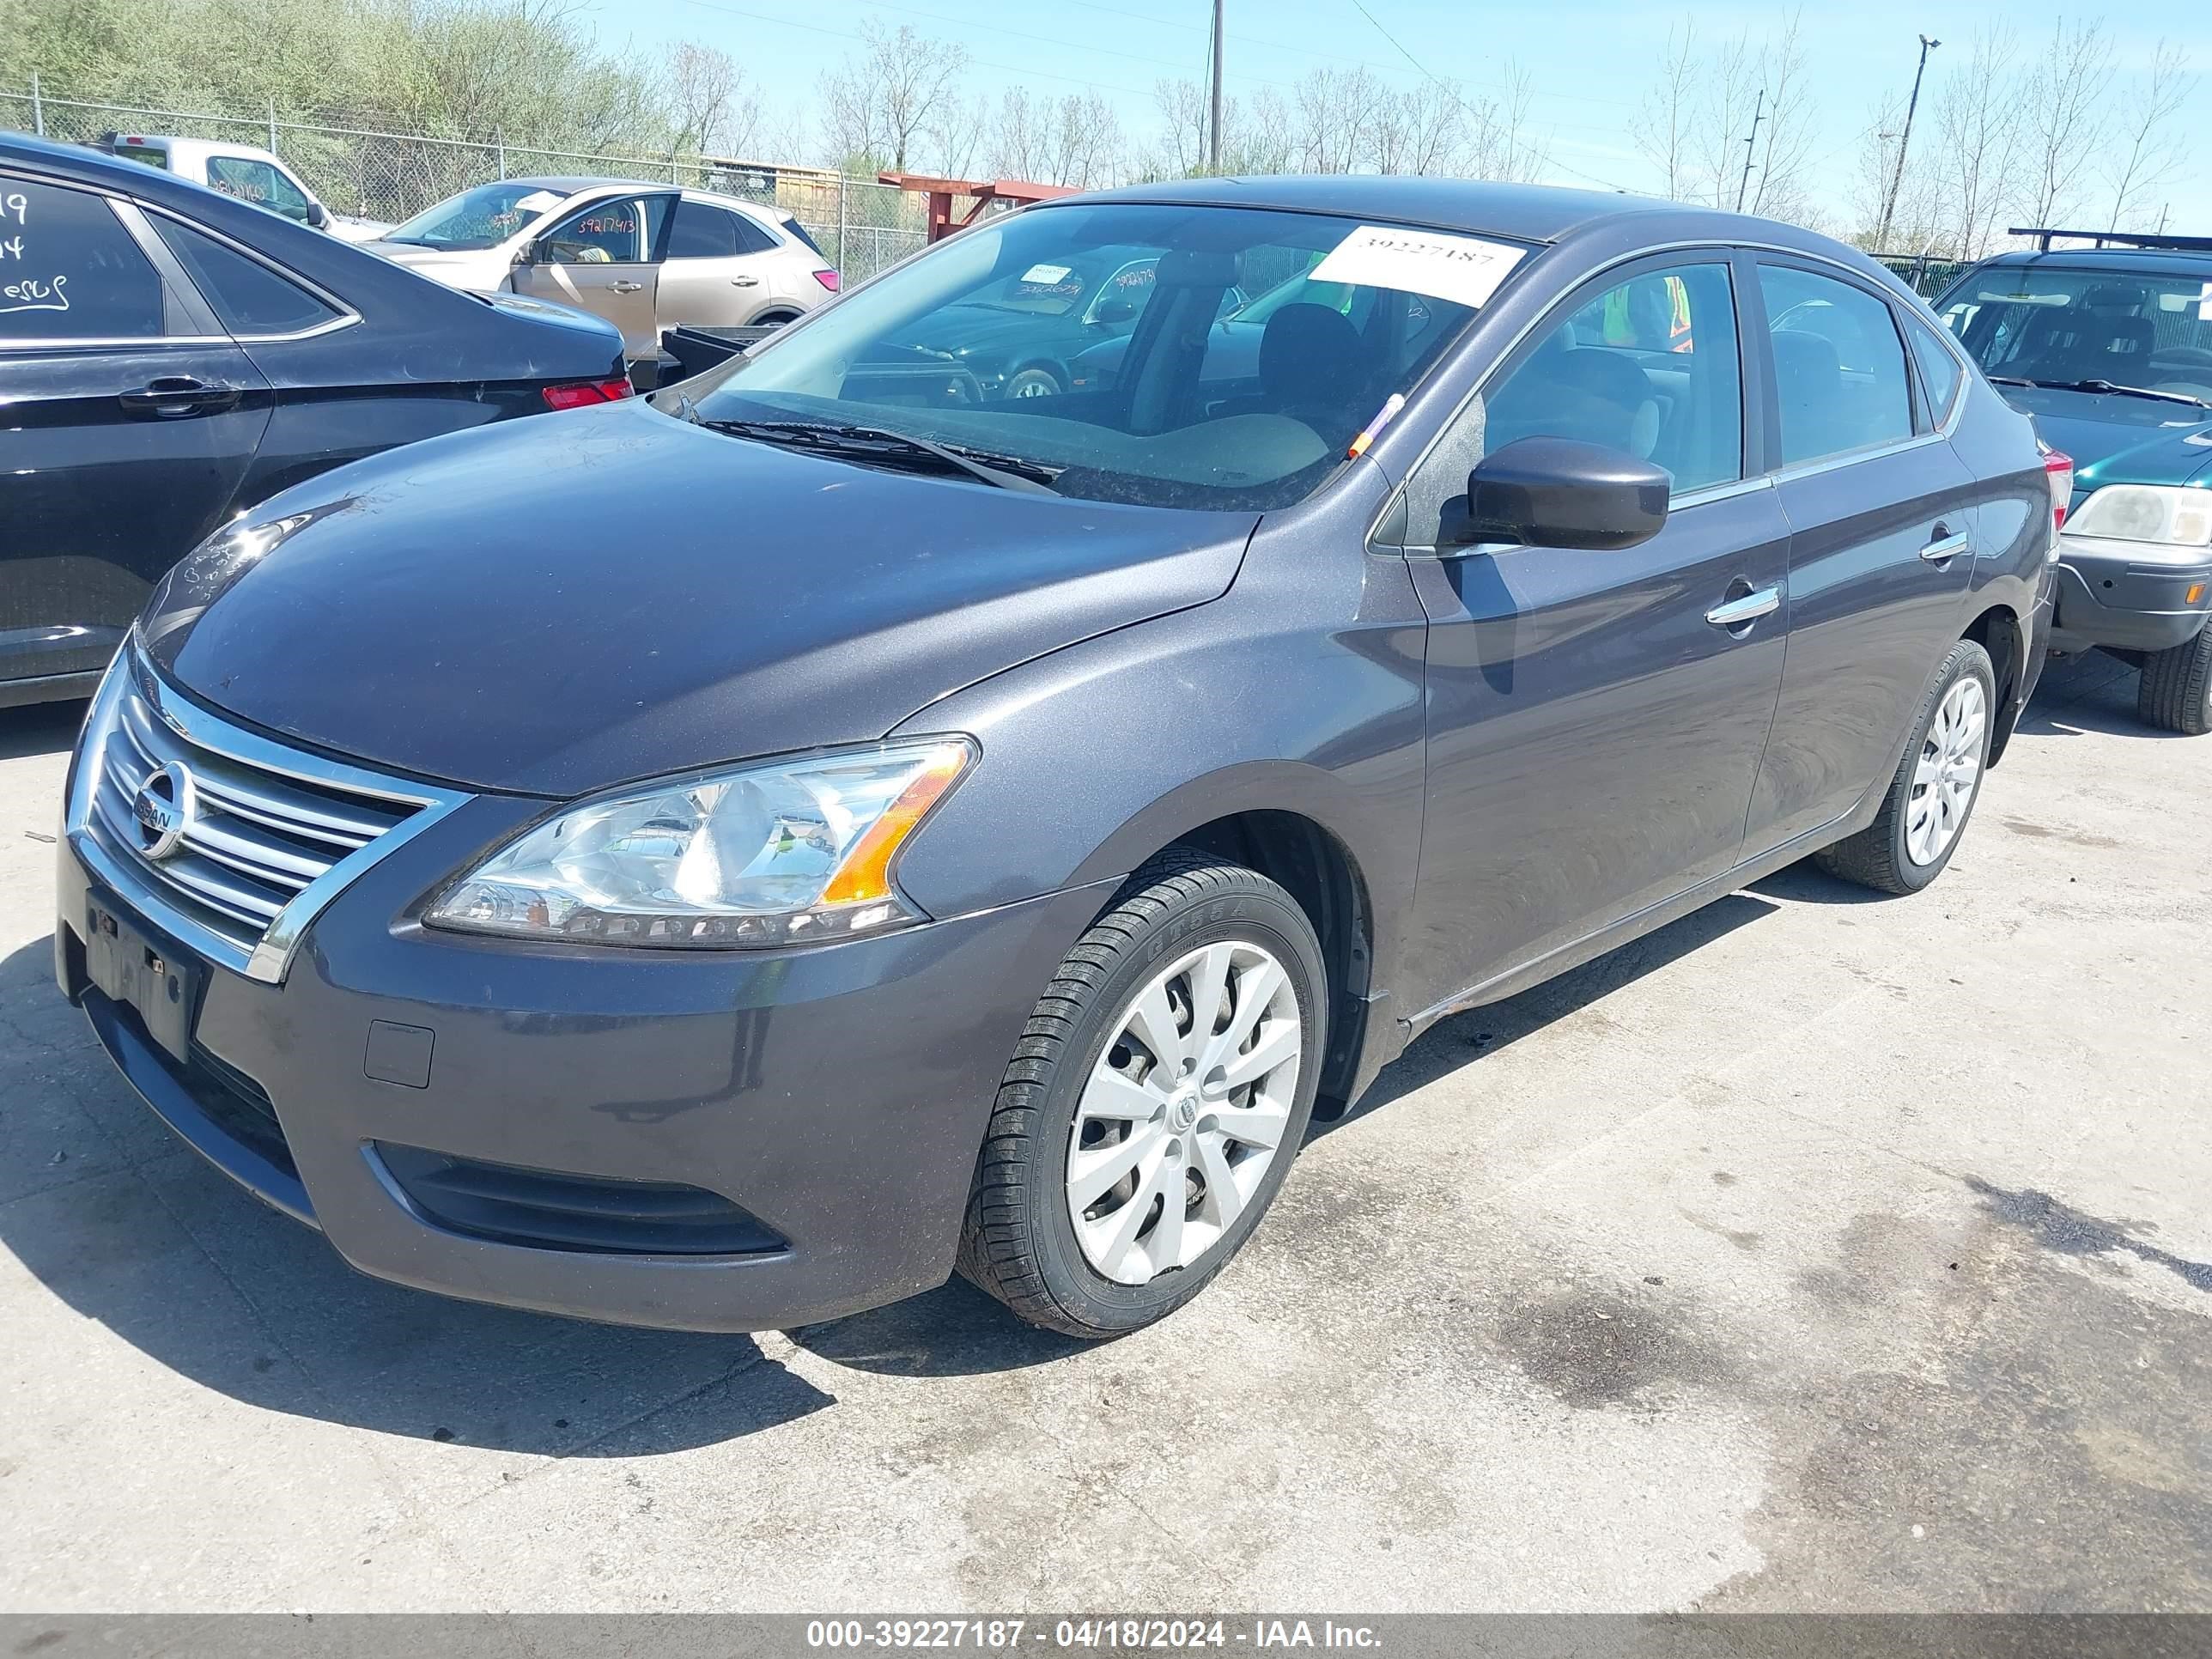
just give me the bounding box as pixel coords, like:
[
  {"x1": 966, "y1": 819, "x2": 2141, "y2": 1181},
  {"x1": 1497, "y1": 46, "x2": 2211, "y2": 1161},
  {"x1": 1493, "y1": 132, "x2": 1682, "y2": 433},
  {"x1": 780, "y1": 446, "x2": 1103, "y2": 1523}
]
[
  {"x1": 1990, "y1": 375, "x2": 2209, "y2": 409},
  {"x1": 696, "y1": 417, "x2": 1065, "y2": 494}
]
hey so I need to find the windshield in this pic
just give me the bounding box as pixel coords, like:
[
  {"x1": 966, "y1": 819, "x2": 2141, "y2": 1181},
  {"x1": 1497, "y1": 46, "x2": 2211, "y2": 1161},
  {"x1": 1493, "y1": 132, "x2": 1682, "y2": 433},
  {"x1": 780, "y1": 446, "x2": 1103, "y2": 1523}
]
[
  {"x1": 1939, "y1": 266, "x2": 2212, "y2": 402},
  {"x1": 677, "y1": 204, "x2": 1520, "y2": 510},
  {"x1": 385, "y1": 181, "x2": 568, "y2": 251}
]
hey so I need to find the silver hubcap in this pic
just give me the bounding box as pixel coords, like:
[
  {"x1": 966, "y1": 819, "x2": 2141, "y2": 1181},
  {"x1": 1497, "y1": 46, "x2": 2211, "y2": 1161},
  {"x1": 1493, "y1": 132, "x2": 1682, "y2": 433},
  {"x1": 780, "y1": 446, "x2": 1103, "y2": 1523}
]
[
  {"x1": 1012, "y1": 377, "x2": 1054, "y2": 398},
  {"x1": 1907, "y1": 675, "x2": 1986, "y2": 866},
  {"x1": 1066, "y1": 940, "x2": 1303, "y2": 1285}
]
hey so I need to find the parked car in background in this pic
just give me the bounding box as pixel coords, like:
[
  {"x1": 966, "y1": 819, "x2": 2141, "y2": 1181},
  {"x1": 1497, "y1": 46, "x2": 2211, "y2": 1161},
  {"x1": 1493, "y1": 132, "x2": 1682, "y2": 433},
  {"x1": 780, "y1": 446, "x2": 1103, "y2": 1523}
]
[
  {"x1": 0, "y1": 132, "x2": 629, "y2": 707},
  {"x1": 366, "y1": 178, "x2": 837, "y2": 368},
  {"x1": 58, "y1": 179, "x2": 2053, "y2": 1342},
  {"x1": 97, "y1": 132, "x2": 390, "y2": 242},
  {"x1": 1933, "y1": 228, "x2": 2212, "y2": 734},
  {"x1": 877, "y1": 241, "x2": 1188, "y2": 401}
]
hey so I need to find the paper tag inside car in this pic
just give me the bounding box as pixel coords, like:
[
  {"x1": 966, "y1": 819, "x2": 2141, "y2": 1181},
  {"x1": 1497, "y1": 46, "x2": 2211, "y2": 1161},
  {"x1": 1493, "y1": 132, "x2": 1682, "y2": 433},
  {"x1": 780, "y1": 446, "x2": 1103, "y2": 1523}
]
[
  {"x1": 2200, "y1": 281, "x2": 2211, "y2": 322},
  {"x1": 1309, "y1": 227, "x2": 1525, "y2": 310}
]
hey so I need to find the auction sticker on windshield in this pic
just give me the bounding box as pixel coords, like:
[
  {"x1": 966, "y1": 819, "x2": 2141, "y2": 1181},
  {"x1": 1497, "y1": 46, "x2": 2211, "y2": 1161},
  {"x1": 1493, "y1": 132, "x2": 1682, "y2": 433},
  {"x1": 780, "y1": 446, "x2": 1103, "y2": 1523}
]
[
  {"x1": 1310, "y1": 226, "x2": 1525, "y2": 310},
  {"x1": 2199, "y1": 281, "x2": 2211, "y2": 322}
]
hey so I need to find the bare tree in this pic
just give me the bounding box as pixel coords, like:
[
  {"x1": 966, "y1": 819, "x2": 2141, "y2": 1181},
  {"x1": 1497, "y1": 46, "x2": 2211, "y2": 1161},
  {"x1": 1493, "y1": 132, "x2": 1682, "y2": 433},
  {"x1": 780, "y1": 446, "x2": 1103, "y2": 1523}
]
[
  {"x1": 1741, "y1": 11, "x2": 1817, "y2": 218},
  {"x1": 819, "y1": 21, "x2": 969, "y2": 173},
  {"x1": 1290, "y1": 67, "x2": 1383, "y2": 174},
  {"x1": 1370, "y1": 78, "x2": 1465, "y2": 177},
  {"x1": 663, "y1": 41, "x2": 759, "y2": 157},
  {"x1": 1631, "y1": 21, "x2": 1699, "y2": 201},
  {"x1": 2018, "y1": 17, "x2": 2116, "y2": 229},
  {"x1": 1463, "y1": 66, "x2": 1547, "y2": 185},
  {"x1": 1933, "y1": 26, "x2": 2025, "y2": 259},
  {"x1": 1229, "y1": 88, "x2": 1294, "y2": 175},
  {"x1": 2103, "y1": 40, "x2": 2192, "y2": 231}
]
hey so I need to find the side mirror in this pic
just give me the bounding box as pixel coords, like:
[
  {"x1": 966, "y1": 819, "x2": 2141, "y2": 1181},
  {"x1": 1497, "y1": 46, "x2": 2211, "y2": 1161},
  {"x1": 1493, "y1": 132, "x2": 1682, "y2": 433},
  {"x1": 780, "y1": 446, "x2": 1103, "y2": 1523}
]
[
  {"x1": 1453, "y1": 436, "x2": 1671, "y2": 551},
  {"x1": 514, "y1": 240, "x2": 539, "y2": 266},
  {"x1": 1092, "y1": 297, "x2": 1138, "y2": 326},
  {"x1": 305, "y1": 200, "x2": 328, "y2": 229}
]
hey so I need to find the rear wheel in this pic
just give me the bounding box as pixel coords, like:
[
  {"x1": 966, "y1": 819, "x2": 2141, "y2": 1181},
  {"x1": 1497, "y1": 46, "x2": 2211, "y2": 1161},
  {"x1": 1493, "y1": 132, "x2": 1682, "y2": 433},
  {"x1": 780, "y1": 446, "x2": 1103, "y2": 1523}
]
[
  {"x1": 957, "y1": 851, "x2": 1323, "y2": 1338},
  {"x1": 1816, "y1": 640, "x2": 1995, "y2": 895},
  {"x1": 2136, "y1": 623, "x2": 2212, "y2": 736}
]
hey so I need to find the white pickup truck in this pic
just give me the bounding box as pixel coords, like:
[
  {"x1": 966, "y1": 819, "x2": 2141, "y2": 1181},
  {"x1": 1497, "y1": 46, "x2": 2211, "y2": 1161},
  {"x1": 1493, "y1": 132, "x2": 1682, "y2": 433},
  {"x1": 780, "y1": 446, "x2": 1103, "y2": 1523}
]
[{"x1": 100, "y1": 132, "x2": 391, "y2": 241}]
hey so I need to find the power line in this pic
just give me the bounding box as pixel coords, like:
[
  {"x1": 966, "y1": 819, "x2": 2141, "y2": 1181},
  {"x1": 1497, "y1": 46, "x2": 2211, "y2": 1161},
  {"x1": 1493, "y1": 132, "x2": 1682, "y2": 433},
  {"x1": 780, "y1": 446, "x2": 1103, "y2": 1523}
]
[{"x1": 1340, "y1": 0, "x2": 1638, "y2": 191}]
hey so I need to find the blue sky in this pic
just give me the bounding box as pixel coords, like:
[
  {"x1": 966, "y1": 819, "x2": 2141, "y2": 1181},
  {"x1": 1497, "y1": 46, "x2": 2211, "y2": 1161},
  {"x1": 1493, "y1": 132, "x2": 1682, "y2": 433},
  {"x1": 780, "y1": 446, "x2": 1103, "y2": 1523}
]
[{"x1": 581, "y1": 0, "x2": 2210, "y2": 231}]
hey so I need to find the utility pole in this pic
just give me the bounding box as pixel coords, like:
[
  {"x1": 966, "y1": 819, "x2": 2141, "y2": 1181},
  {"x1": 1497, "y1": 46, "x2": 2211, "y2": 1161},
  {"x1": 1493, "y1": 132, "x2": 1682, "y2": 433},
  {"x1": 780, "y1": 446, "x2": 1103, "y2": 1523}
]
[
  {"x1": 1207, "y1": 0, "x2": 1224, "y2": 174},
  {"x1": 1734, "y1": 87, "x2": 1764, "y2": 212},
  {"x1": 1874, "y1": 33, "x2": 1941, "y2": 251}
]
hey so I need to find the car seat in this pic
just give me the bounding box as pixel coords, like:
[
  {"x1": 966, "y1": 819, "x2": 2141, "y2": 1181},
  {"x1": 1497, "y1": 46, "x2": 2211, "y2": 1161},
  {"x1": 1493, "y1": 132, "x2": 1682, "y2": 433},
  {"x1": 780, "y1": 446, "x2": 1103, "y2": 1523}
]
[{"x1": 1771, "y1": 328, "x2": 1849, "y2": 462}]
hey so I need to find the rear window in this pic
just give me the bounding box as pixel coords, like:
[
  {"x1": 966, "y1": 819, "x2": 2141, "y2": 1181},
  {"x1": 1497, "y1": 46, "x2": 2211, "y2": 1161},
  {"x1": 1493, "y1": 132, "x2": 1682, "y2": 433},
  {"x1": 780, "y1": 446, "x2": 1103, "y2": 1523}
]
[{"x1": 108, "y1": 142, "x2": 170, "y2": 170}]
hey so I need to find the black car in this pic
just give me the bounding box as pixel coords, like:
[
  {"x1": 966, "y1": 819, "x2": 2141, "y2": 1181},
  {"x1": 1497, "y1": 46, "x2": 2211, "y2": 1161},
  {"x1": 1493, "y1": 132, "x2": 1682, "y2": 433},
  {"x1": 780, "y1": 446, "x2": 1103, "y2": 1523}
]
[
  {"x1": 882, "y1": 241, "x2": 1225, "y2": 401},
  {"x1": 58, "y1": 179, "x2": 2053, "y2": 1339},
  {"x1": 1, "y1": 132, "x2": 629, "y2": 707}
]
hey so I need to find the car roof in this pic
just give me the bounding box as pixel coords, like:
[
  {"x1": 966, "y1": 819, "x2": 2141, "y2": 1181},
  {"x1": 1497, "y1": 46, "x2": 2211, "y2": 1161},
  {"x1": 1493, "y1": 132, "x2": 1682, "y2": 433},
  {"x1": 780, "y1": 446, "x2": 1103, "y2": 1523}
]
[
  {"x1": 1971, "y1": 246, "x2": 2212, "y2": 280},
  {"x1": 1060, "y1": 173, "x2": 1780, "y2": 246}
]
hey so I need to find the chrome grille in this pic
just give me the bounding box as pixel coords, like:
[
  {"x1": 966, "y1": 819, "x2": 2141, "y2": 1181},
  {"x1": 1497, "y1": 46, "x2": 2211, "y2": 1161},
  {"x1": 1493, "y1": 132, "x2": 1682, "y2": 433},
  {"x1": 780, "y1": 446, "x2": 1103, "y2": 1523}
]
[{"x1": 68, "y1": 649, "x2": 472, "y2": 983}]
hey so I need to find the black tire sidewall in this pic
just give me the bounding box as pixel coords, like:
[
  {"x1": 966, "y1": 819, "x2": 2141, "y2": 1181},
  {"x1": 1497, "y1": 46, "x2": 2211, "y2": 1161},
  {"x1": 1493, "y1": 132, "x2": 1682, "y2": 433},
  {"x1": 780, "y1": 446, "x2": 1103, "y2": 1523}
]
[
  {"x1": 1026, "y1": 884, "x2": 1324, "y2": 1333},
  {"x1": 1887, "y1": 641, "x2": 1996, "y2": 890}
]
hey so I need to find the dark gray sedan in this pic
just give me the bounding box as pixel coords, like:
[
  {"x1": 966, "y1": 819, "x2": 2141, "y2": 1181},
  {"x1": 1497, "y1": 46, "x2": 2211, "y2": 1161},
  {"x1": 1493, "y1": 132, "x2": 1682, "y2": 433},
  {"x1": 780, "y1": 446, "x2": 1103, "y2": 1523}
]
[{"x1": 56, "y1": 178, "x2": 2055, "y2": 1338}]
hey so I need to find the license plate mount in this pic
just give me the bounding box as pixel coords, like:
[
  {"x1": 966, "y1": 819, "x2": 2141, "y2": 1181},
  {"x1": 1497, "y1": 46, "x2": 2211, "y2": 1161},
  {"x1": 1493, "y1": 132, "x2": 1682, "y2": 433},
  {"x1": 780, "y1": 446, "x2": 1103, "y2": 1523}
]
[{"x1": 84, "y1": 892, "x2": 205, "y2": 1065}]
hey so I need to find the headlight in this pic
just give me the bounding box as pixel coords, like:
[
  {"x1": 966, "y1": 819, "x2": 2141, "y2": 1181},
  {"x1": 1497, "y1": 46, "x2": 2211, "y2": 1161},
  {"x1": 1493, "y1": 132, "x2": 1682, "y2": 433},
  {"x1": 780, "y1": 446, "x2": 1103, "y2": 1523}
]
[
  {"x1": 426, "y1": 738, "x2": 975, "y2": 948},
  {"x1": 2063, "y1": 484, "x2": 2212, "y2": 548}
]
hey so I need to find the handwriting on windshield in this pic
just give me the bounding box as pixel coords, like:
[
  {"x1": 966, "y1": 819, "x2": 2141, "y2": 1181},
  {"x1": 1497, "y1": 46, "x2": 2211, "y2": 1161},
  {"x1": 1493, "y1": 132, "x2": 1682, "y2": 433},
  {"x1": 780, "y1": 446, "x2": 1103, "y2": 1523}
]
[{"x1": 0, "y1": 191, "x2": 70, "y2": 317}]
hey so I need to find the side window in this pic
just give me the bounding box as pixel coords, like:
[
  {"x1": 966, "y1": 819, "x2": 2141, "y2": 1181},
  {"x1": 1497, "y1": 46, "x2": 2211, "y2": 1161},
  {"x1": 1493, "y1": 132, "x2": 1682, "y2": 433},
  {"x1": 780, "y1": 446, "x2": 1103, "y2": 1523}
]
[
  {"x1": 728, "y1": 210, "x2": 778, "y2": 255},
  {"x1": 1758, "y1": 264, "x2": 1914, "y2": 465},
  {"x1": 149, "y1": 216, "x2": 342, "y2": 336},
  {"x1": 542, "y1": 195, "x2": 668, "y2": 264},
  {"x1": 0, "y1": 178, "x2": 167, "y2": 341},
  {"x1": 1905, "y1": 315, "x2": 1964, "y2": 428},
  {"x1": 205, "y1": 156, "x2": 309, "y2": 222},
  {"x1": 1481, "y1": 261, "x2": 1742, "y2": 495},
  {"x1": 666, "y1": 200, "x2": 738, "y2": 259}
]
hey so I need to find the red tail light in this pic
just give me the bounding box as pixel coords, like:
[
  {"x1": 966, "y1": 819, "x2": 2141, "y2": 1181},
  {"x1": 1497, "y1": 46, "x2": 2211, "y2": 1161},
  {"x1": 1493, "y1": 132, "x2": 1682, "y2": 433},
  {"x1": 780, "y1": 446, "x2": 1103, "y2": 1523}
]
[
  {"x1": 812, "y1": 268, "x2": 841, "y2": 293},
  {"x1": 2042, "y1": 445, "x2": 2074, "y2": 532},
  {"x1": 541, "y1": 377, "x2": 634, "y2": 410}
]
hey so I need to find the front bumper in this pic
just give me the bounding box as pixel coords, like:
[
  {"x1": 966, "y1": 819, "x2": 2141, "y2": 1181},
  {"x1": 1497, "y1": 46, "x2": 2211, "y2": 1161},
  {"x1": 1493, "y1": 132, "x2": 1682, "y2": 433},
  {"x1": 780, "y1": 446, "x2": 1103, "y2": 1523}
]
[
  {"x1": 2048, "y1": 532, "x2": 2212, "y2": 654},
  {"x1": 57, "y1": 802, "x2": 1109, "y2": 1333}
]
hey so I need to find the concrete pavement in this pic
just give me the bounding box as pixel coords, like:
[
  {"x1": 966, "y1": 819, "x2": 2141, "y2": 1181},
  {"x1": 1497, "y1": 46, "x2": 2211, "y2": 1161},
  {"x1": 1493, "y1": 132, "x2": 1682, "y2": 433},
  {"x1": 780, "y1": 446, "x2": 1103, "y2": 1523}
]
[{"x1": 0, "y1": 655, "x2": 2204, "y2": 1612}]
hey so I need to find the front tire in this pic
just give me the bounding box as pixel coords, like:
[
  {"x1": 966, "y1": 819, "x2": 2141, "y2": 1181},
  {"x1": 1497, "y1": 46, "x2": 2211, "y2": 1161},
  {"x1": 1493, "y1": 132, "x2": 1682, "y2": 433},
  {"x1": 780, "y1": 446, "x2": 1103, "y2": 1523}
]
[
  {"x1": 1816, "y1": 640, "x2": 1995, "y2": 895},
  {"x1": 957, "y1": 851, "x2": 1325, "y2": 1338},
  {"x1": 2136, "y1": 623, "x2": 2212, "y2": 736},
  {"x1": 1004, "y1": 366, "x2": 1062, "y2": 400}
]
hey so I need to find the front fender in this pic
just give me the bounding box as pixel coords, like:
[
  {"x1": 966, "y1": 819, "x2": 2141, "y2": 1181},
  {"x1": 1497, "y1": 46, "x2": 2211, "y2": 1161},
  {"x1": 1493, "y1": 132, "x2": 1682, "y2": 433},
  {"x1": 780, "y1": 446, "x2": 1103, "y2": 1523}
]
[{"x1": 887, "y1": 507, "x2": 1429, "y2": 1012}]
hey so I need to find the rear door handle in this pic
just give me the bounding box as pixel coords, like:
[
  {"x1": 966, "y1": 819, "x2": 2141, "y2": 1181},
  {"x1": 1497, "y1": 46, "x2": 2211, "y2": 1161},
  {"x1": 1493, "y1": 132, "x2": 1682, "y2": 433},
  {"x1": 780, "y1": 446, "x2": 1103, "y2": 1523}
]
[
  {"x1": 1705, "y1": 586, "x2": 1782, "y2": 629},
  {"x1": 1921, "y1": 530, "x2": 1972, "y2": 564},
  {"x1": 608, "y1": 279, "x2": 645, "y2": 294},
  {"x1": 730, "y1": 275, "x2": 760, "y2": 287},
  {"x1": 118, "y1": 377, "x2": 242, "y2": 417}
]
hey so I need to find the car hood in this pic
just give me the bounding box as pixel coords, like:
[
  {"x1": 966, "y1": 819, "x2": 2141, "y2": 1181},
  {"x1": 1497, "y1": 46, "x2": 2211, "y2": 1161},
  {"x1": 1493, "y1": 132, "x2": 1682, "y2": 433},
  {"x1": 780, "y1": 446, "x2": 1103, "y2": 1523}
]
[
  {"x1": 1998, "y1": 383, "x2": 2212, "y2": 488},
  {"x1": 140, "y1": 398, "x2": 1254, "y2": 799}
]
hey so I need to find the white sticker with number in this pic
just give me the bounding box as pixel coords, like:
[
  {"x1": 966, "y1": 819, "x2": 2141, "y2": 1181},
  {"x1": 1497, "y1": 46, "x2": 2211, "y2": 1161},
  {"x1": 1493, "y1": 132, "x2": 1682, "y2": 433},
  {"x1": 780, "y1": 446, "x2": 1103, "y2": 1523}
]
[
  {"x1": 2200, "y1": 280, "x2": 2211, "y2": 322},
  {"x1": 1309, "y1": 225, "x2": 1525, "y2": 309}
]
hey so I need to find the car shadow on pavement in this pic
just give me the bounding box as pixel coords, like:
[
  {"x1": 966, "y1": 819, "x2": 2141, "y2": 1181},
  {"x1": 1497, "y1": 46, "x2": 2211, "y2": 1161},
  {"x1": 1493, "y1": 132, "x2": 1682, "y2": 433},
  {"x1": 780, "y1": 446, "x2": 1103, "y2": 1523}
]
[
  {"x1": 0, "y1": 933, "x2": 841, "y2": 1454},
  {"x1": 0, "y1": 699, "x2": 87, "y2": 763},
  {"x1": 1319, "y1": 889, "x2": 1783, "y2": 1133}
]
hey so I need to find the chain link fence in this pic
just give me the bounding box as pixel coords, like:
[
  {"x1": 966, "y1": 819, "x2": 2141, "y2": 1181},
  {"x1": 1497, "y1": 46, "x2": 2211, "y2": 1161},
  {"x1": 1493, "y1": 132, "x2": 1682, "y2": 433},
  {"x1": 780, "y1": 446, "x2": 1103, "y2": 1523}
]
[{"x1": 3, "y1": 85, "x2": 931, "y2": 281}]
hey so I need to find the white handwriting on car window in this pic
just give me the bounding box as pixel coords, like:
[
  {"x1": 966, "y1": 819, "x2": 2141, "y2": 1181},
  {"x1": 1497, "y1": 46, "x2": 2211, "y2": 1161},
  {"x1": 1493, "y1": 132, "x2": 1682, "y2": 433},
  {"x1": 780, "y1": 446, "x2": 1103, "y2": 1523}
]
[{"x1": 0, "y1": 193, "x2": 68, "y2": 315}]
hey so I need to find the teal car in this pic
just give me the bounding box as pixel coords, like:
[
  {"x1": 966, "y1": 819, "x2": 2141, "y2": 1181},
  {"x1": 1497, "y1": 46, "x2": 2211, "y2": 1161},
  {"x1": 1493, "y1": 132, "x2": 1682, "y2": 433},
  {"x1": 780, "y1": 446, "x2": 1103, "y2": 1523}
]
[{"x1": 1933, "y1": 232, "x2": 2212, "y2": 732}]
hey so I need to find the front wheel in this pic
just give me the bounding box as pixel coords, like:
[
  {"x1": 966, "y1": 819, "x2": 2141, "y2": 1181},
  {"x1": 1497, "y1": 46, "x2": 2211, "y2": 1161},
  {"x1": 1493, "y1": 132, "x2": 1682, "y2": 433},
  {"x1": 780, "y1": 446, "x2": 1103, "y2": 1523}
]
[
  {"x1": 1816, "y1": 640, "x2": 1996, "y2": 895},
  {"x1": 2136, "y1": 623, "x2": 2212, "y2": 736},
  {"x1": 957, "y1": 851, "x2": 1324, "y2": 1338},
  {"x1": 1003, "y1": 366, "x2": 1062, "y2": 400}
]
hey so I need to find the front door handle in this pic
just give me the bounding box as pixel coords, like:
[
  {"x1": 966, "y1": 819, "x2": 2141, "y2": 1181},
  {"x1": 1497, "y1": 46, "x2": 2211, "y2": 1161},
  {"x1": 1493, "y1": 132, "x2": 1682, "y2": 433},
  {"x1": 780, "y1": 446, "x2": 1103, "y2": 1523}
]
[
  {"x1": 1921, "y1": 529, "x2": 1972, "y2": 564},
  {"x1": 607, "y1": 279, "x2": 645, "y2": 294},
  {"x1": 730, "y1": 275, "x2": 760, "y2": 287},
  {"x1": 118, "y1": 377, "x2": 242, "y2": 417},
  {"x1": 1705, "y1": 586, "x2": 1782, "y2": 629}
]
